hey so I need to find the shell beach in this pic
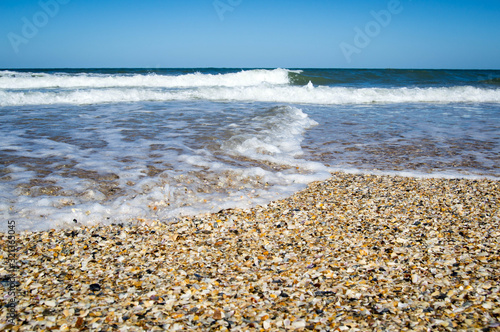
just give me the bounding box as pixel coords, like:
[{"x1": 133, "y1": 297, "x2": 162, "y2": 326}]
[{"x1": 1, "y1": 172, "x2": 499, "y2": 331}]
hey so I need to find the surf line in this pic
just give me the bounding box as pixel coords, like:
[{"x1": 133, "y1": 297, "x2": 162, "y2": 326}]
[{"x1": 339, "y1": 0, "x2": 409, "y2": 63}]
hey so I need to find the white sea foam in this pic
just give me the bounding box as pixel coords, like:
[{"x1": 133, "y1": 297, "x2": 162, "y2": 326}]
[
  {"x1": 329, "y1": 167, "x2": 500, "y2": 181},
  {"x1": 0, "y1": 104, "x2": 330, "y2": 231},
  {"x1": 1, "y1": 84, "x2": 499, "y2": 106},
  {"x1": 0, "y1": 68, "x2": 291, "y2": 89}
]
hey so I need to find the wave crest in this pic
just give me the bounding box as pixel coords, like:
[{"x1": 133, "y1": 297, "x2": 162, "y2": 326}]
[
  {"x1": 1, "y1": 68, "x2": 500, "y2": 106},
  {"x1": 1, "y1": 85, "x2": 499, "y2": 106},
  {"x1": 0, "y1": 68, "x2": 291, "y2": 89}
]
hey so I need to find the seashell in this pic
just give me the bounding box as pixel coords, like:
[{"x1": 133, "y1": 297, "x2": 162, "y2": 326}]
[{"x1": 4, "y1": 172, "x2": 499, "y2": 331}]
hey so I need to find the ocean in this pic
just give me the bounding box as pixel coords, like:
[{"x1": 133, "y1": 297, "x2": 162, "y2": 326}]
[{"x1": 1, "y1": 68, "x2": 499, "y2": 231}]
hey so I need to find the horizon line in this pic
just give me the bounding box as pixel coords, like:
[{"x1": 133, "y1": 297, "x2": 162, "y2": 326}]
[{"x1": 2, "y1": 67, "x2": 500, "y2": 71}]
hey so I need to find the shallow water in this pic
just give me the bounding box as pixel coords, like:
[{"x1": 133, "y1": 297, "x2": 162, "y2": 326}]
[{"x1": 1, "y1": 68, "x2": 499, "y2": 231}]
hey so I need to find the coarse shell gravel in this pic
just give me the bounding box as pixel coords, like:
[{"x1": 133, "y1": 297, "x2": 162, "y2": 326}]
[{"x1": 1, "y1": 172, "x2": 499, "y2": 331}]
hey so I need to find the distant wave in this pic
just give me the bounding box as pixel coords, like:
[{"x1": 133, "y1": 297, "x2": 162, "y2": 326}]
[
  {"x1": 1, "y1": 68, "x2": 500, "y2": 106},
  {"x1": 1, "y1": 85, "x2": 499, "y2": 106},
  {"x1": 0, "y1": 68, "x2": 291, "y2": 89},
  {"x1": 289, "y1": 69, "x2": 500, "y2": 87}
]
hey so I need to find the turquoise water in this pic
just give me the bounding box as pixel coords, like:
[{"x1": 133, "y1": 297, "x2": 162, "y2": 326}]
[{"x1": 1, "y1": 68, "x2": 499, "y2": 230}]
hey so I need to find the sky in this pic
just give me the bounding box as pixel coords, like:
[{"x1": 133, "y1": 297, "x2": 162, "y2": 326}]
[{"x1": 0, "y1": 0, "x2": 499, "y2": 69}]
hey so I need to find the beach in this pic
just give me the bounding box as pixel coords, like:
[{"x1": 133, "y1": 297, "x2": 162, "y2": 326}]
[{"x1": 2, "y1": 172, "x2": 499, "y2": 331}]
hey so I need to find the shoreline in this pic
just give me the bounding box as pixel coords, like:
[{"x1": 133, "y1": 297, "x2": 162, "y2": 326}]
[{"x1": 1, "y1": 172, "x2": 499, "y2": 331}]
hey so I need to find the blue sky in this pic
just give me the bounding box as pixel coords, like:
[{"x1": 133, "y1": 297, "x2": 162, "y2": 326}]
[{"x1": 1, "y1": 0, "x2": 499, "y2": 69}]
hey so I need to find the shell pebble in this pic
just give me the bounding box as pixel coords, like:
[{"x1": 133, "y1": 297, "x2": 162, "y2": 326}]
[{"x1": 1, "y1": 172, "x2": 499, "y2": 331}]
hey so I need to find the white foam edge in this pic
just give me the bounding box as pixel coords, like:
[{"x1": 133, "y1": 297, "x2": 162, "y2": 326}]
[
  {"x1": 2, "y1": 85, "x2": 499, "y2": 107},
  {"x1": 328, "y1": 166, "x2": 500, "y2": 180},
  {"x1": 0, "y1": 68, "x2": 292, "y2": 89}
]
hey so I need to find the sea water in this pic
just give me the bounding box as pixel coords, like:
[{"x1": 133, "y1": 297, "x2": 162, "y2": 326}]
[{"x1": 1, "y1": 68, "x2": 499, "y2": 231}]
